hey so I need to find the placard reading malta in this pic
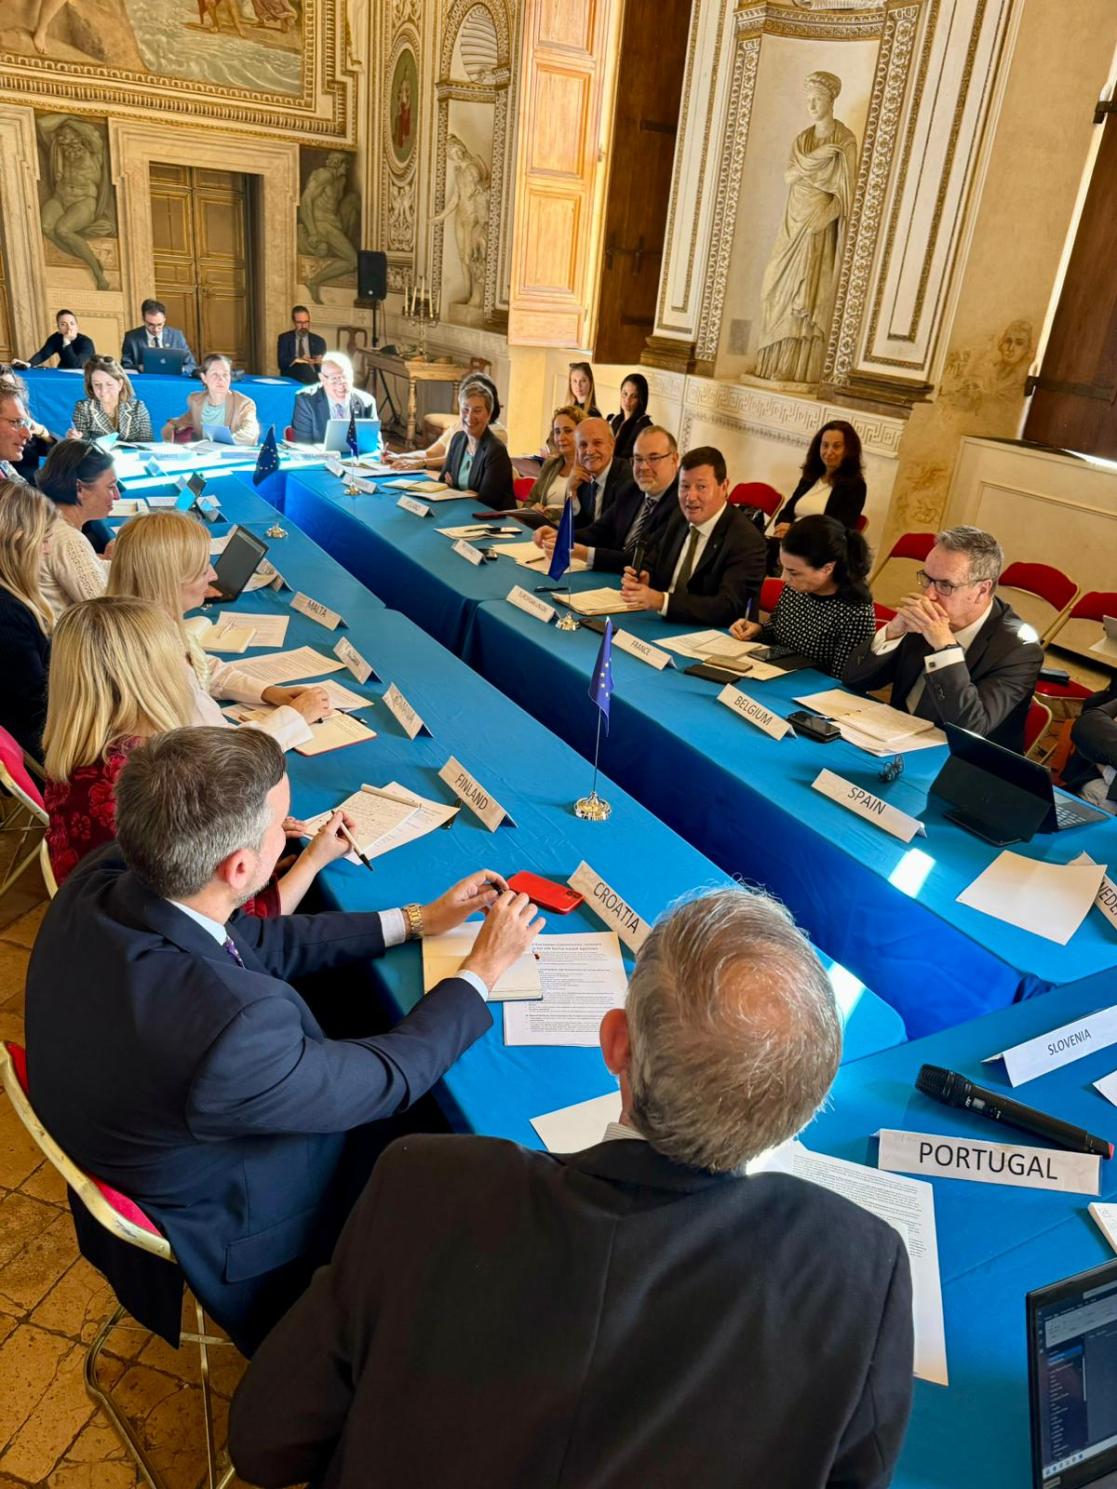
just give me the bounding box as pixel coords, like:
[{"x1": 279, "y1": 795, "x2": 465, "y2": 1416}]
[
  {"x1": 878, "y1": 1129, "x2": 1100, "y2": 1195},
  {"x1": 292, "y1": 592, "x2": 345, "y2": 631},
  {"x1": 438, "y1": 757, "x2": 516, "y2": 831},
  {"x1": 568, "y1": 861, "x2": 650, "y2": 954}
]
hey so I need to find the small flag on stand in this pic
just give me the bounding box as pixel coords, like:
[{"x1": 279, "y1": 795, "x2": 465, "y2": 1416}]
[
  {"x1": 548, "y1": 496, "x2": 574, "y2": 582},
  {"x1": 253, "y1": 426, "x2": 279, "y2": 487},
  {"x1": 346, "y1": 408, "x2": 359, "y2": 460},
  {"x1": 575, "y1": 618, "x2": 614, "y2": 821}
]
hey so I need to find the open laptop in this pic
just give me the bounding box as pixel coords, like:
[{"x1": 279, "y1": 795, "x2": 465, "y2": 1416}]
[
  {"x1": 1028, "y1": 1257, "x2": 1117, "y2": 1488},
  {"x1": 140, "y1": 346, "x2": 188, "y2": 376},
  {"x1": 211, "y1": 525, "x2": 268, "y2": 601},
  {"x1": 929, "y1": 723, "x2": 1107, "y2": 844},
  {"x1": 324, "y1": 418, "x2": 381, "y2": 456}
]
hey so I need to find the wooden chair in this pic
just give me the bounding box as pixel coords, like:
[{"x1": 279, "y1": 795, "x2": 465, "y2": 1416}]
[
  {"x1": 1024, "y1": 697, "x2": 1055, "y2": 760},
  {"x1": 868, "y1": 532, "x2": 936, "y2": 612}
]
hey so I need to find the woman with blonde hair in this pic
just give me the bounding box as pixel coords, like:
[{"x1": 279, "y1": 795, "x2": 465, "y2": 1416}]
[
  {"x1": 43, "y1": 596, "x2": 354, "y2": 904},
  {"x1": 107, "y1": 510, "x2": 331, "y2": 750},
  {"x1": 68, "y1": 355, "x2": 154, "y2": 442},
  {"x1": 0, "y1": 482, "x2": 54, "y2": 758}
]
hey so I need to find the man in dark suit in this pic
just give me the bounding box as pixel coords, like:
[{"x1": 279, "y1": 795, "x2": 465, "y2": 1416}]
[
  {"x1": 120, "y1": 298, "x2": 196, "y2": 374},
  {"x1": 1065, "y1": 679, "x2": 1117, "y2": 813},
  {"x1": 277, "y1": 304, "x2": 326, "y2": 383},
  {"x1": 291, "y1": 351, "x2": 377, "y2": 443},
  {"x1": 566, "y1": 416, "x2": 637, "y2": 535},
  {"x1": 620, "y1": 445, "x2": 766, "y2": 627},
  {"x1": 25, "y1": 727, "x2": 542, "y2": 1353},
  {"x1": 534, "y1": 423, "x2": 680, "y2": 573},
  {"x1": 230, "y1": 886, "x2": 913, "y2": 1489},
  {"x1": 842, "y1": 526, "x2": 1043, "y2": 753}
]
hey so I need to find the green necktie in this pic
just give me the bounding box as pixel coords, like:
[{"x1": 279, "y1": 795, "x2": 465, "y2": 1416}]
[{"x1": 674, "y1": 526, "x2": 701, "y2": 592}]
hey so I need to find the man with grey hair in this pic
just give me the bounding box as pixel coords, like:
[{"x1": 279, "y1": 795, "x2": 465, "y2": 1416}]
[
  {"x1": 26, "y1": 727, "x2": 542, "y2": 1353},
  {"x1": 230, "y1": 886, "x2": 914, "y2": 1489},
  {"x1": 843, "y1": 523, "x2": 1043, "y2": 751},
  {"x1": 291, "y1": 348, "x2": 378, "y2": 443}
]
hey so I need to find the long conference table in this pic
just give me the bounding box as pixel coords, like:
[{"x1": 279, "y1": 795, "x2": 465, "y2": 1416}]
[
  {"x1": 107, "y1": 460, "x2": 1117, "y2": 1488},
  {"x1": 266, "y1": 465, "x2": 1117, "y2": 1039},
  {"x1": 22, "y1": 367, "x2": 299, "y2": 441}
]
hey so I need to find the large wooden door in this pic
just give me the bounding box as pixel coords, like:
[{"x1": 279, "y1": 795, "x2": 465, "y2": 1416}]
[
  {"x1": 1023, "y1": 108, "x2": 1117, "y2": 458},
  {"x1": 592, "y1": 0, "x2": 690, "y2": 365},
  {"x1": 0, "y1": 213, "x2": 15, "y2": 364},
  {"x1": 149, "y1": 165, "x2": 254, "y2": 368}
]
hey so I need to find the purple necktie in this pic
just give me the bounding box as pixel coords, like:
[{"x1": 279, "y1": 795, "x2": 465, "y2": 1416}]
[{"x1": 222, "y1": 935, "x2": 244, "y2": 968}]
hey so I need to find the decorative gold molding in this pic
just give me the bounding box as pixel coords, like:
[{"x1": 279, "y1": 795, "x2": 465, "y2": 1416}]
[{"x1": 677, "y1": 373, "x2": 906, "y2": 459}]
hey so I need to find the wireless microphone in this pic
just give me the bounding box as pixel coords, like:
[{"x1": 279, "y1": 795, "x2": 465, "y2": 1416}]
[{"x1": 915, "y1": 1065, "x2": 1113, "y2": 1158}]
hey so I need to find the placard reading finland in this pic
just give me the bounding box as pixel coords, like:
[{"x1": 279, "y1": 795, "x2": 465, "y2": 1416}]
[
  {"x1": 877, "y1": 1129, "x2": 1100, "y2": 1196},
  {"x1": 438, "y1": 757, "x2": 516, "y2": 832},
  {"x1": 568, "y1": 861, "x2": 650, "y2": 954}
]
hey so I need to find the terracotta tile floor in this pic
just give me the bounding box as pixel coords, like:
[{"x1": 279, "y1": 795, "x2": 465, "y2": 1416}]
[{"x1": 0, "y1": 902, "x2": 261, "y2": 1489}]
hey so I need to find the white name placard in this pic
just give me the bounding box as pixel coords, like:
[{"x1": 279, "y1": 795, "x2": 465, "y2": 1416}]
[
  {"x1": 292, "y1": 592, "x2": 344, "y2": 631},
  {"x1": 147, "y1": 495, "x2": 178, "y2": 508},
  {"x1": 716, "y1": 685, "x2": 791, "y2": 740},
  {"x1": 397, "y1": 495, "x2": 432, "y2": 518},
  {"x1": 811, "y1": 768, "x2": 926, "y2": 843},
  {"x1": 324, "y1": 457, "x2": 347, "y2": 479},
  {"x1": 878, "y1": 1128, "x2": 1100, "y2": 1196},
  {"x1": 1072, "y1": 853, "x2": 1117, "y2": 933},
  {"x1": 383, "y1": 682, "x2": 429, "y2": 740},
  {"x1": 266, "y1": 569, "x2": 289, "y2": 592},
  {"x1": 452, "y1": 538, "x2": 485, "y2": 567},
  {"x1": 506, "y1": 585, "x2": 555, "y2": 624},
  {"x1": 439, "y1": 757, "x2": 515, "y2": 832},
  {"x1": 985, "y1": 1004, "x2": 1117, "y2": 1087},
  {"x1": 349, "y1": 476, "x2": 378, "y2": 495},
  {"x1": 568, "y1": 861, "x2": 650, "y2": 954},
  {"x1": 333, "y1": 636, "x2": 377, "y2": 684},
  {"x1": 613, "y1": 629, "x2": 674, "y2": 671}
]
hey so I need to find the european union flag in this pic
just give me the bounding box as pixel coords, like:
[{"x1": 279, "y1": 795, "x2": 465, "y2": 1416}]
[
  {"x1": 253, "y1": 425, "x2": 279, "y2": 487},
  {"x1": 548, "y1": 495, "x2": 574, "y2": 582},
  {"x1": 588, "y1": 618, "x2": 614, "y2": 735},
  {"x1": 346, "y1": 408, "x2": 359, "y2": 459}
]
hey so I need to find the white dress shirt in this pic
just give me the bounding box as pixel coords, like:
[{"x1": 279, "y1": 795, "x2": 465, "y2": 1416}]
[
  {"x1": 870, "y1": 599, "x2": 993, "y2": 712},
  {"x1": 603, "y1": 1120, "x2": 645, "y2": 1143},
  {"x1": 659, "y1": 502, "x2": 726, "y2": 616}
]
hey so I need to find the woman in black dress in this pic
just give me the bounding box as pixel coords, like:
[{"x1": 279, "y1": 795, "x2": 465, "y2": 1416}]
[{"x1": 608, "y1": 372, "x2": 652, "y2": 461}]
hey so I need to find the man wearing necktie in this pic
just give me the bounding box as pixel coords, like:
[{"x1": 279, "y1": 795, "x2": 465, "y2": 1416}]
[
  {"x1": 620, "y1": 446, "x2": 767, "y2": 627},
  {"x1": 120, "y1": 298, "x2": 197, "y2": 374},
  {"x1": 291, "y1": 350, "x2": 378, "y2": 444},
  {"x1": 563, "y1": 417, "x2": 637, "y2": 536},
  {"x1": 277, "y1": 305, "x2": 326, "y2": 384}
]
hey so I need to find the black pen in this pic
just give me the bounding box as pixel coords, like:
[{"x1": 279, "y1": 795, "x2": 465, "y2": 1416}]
[{"x1": 916, "y1": 1064, "x2": 1113, "y2": 1158}]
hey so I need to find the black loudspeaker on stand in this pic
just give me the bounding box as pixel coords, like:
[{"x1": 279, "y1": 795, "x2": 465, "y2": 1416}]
[{"x1": 357, "y1": 250, "x2": 388, "y2": 345}]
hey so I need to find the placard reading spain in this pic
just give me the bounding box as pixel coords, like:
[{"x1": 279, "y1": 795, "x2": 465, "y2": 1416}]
[
  {"x1": 568, "y1": 861, "x2": 650, "y2": 954},
  {"x1": 878, "y1": 1128, "x2": 1099, "y2": 1196},
  {"x1": 811, "y1": 768, "x2": 926, "y2": 843},
  {"x1": 438, "y1": 757, "x2": 516, "y2": 832}
]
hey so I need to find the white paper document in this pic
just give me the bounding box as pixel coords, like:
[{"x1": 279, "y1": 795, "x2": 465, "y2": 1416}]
[
  {"x1": 301, "y1": 786, "x2": 419, "y2": 858},
  {"x1": 1090, "y1": 1202, "x2": 1117, "y2": 1252},
  {"x1": 423, "y1": 922, "x2": 542, "y2": 1002},
  {"x1": 294, "y1": 713, "x2": 376, "y2": 756},
  {"x1": 1095, "y1": 1070, "x2": 1117, "y2": 1108},
  {"x1": 752, "y1": 1140, "x2": 948, "y2": 1386},
  {"x1": 318, "y1": 678, "x2": 375, "y2": 712},
  {"x1": 489, "y1": 540, "x2": 547, "y2": 564},
  {"x1": 660, "y1": 630, "x2": 757, "y2": 664},
  {"x1": 183, "y1": 616, "x2": 257, "y2": 653},
  {"x1": 794, "y1": 688, "x2": 946, "y2": 755},
  {"x1": 530, "y1": 1090, "x2": 622, "y2": 1152},
  {"x1": 357, "y1": 782, "x2": 459, "y2": 858},
  {"x1": 230, "y1": 613, "x2": 289, "y2": 648},
  {"x1": 558, "y1": 588, "x2": 630, "y2": 616},
  {"x1": 956, "y1": 851, "x2": 1106, "y2": 945},
  {"x1": 438, "y1": 525, "x2": 521, "y2": 540},
  {"x1": 503, "y1": 933, "x2": 627, "y2": 1047},
  {"x1": 235, "y1": 646, "x2": 345, "y2": 685}
]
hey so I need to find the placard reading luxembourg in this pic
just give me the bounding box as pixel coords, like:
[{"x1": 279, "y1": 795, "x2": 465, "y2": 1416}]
[
  {"x1": 811, "y1": 768, "x2": 926, "y2": 843},
  {"x1": 613, "y1": 629, "x2": 674, "y2": 671},
  {"x1": 333, "y1": 636, "x2": 377, "y2": 684},
  {"x1": 568, "y1": 861, "x2": 650, "y2": 954},
  {"x1": 716, "y1": 685, "x2": 791, "y2": 740},
  {"x1": 397, "y1": 495, "x2": 432, "y2": 518},
  {"x1": 877, "y1": 1128, "x2": 1100, "y2": 1196},
  {"x1": 383, "y1": 683, "x2": 429, "y2": 740},
  {"x1": 438, "y1": 757, "x2": 516, "y2": 832},
  {"x1": 984, "y1": 1003, "x2": 1117, "y2": 1087},
  {"x1": 506, "y1": 585, "x2": 555, "y2": 624},
  {"x1": 292, "y1": 592, "x2": 345, "y2": 631}
]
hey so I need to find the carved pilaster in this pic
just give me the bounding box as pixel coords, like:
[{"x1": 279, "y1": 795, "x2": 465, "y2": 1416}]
[{"x1": 0, "y1": 106, "x2": 47, "y2": 350}]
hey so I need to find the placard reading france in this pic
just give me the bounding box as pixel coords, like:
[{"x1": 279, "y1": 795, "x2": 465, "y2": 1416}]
[
  {"x1": 568, "y1": 861, "x2": 650, "y2": 953},
  {"x1": 438, "y1": 757, "x2": 516, "y2": 832}
]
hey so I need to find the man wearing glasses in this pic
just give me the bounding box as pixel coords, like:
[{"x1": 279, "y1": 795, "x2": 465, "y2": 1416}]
[
  {"x1": 842, "y1": 525, "x2": 1043, "y2": 753},
  {"x1": 534, "y1": 425, "x2": 679, "y2": 572},
  {"x1": 0, "y1": 386, "x2": 32, "y2": 483}
]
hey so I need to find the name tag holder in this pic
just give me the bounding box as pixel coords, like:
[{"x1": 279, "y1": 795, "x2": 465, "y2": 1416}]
[
  {"x1": 716, "y1": 685, "x2": 791, "y2": 740},
  {"x1": 613, "y1": 629, "x2": 674, "y2": 671},
  {"x1": 439, "y1": 757, "x2": 516, "y2": 831},
  {"x1": 811, "y1": 768, "x2": 926, "y2": 843},
  {"x1": 383, "y1": 683, "x2": 431, "y2": 740},
  {"x1": 877, "y1": 1128, "x2": 1100, "y2": 1195},
  {"x1": 568, "y1": 861, "x2": 650, "y2": 953},
  {"x1": 292, "y1": 592, "x2": 346, "y2": 631},
  {"x1": 506, "y1": 585, "x2": 555, "y2": 624},
  {"x1": 333, "y1": 636, "x2": 379, "y2": 684},
  {"x1": 452, "y1": 539, "x2": 486, "y2": 567},
  {"x1": 397, "y1": 495, "x2": 432, "y2": 518}
]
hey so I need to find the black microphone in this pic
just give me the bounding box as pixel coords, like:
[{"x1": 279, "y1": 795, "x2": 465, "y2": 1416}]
[
  {"x1": 631, "y1": 539, "x2": 647, "y2": 576},
  {"x1": 915, "y1": 1064, "x2": 1113, "y2": 1158}
]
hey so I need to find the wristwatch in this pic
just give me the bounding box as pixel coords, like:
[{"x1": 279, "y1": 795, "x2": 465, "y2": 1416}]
[{"x1": 403, "y1": 902, "x2": 424, "y2": 941}]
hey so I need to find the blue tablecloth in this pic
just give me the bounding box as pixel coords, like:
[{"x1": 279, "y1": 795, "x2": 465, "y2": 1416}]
[
  {"x1": 803, "y1": 978, "x2": 1117, "y2": 1487},
  {"x1": 262, "y1": 469, "x2": 1117, "y2": 1038},
  {"x1": 21, "y1": 368, "x2": 300, "y2": 442}
]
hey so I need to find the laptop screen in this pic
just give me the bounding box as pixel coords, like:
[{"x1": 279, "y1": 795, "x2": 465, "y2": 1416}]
[{"x1": 1030, "y1": 1259, "x2": 1117, "y2": 1487}]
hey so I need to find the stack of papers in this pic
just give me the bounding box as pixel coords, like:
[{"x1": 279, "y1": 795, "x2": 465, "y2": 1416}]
[
  {"x1": 438, "y1": 524, "x2": 521, "y2": 539},
  {"x1": 316, "y1": 678, "x2": 375, "y2": 711},
  {"x1": 504, "y1": 932, "x2": 628, "y2": 1045},
  {"x1": 557, "y1": 588, "x2": 631, "y2": 616},
  {"x1": 183, "y1": 616, "x2": 256, "y2": 653},
  {"x1": 795, "y1": 688, "x2": 946, "y2": 756},
  {"x1": 236, "y1": 646, "x2": 344, "y2": 685},
  {"x1": 302, "y1": 782, "x2": 458, "y2": 863},
  {"x1": 956, "y1": 851, "x2": 1106, "y2": 944},
  {"x1": 396, "y1": 481, "x2": 455, "y2": 499},
  {"x1": 423, "y1": 922, "x2": 543, "y2": 1002},
  {"x1": 660, "y1": 631, "x2": 787, "y2": 680},
  {"x1": 300, "y1": 785, "x2": 420, "y2": 857},
  {"x1": 227, "y1": 613, "x2": 289, "y2": 648},
  {"x1": 294, "y1": 713, "x2": 376, "y2": 756}
]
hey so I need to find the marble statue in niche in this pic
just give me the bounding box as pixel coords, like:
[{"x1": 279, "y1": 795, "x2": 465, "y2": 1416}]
[
  {"x1": 432, "y1": 134, "x2": 490, "y2": 310},
  {"x1": 297, "y1": 149, "x2": 360, "y2": 303},
  {"x1": 755, "y1": 70, "x2": 858, "y2": 386},
  {"x1": 36, "y1": 114, "x2": 116, "y2": 290}
]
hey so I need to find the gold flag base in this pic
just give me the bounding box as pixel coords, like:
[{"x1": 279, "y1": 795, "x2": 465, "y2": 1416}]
[
  {"x1": 266, "y1": 523, "x2": 287, "y2": 539},
  {"x1": 574, "y1": 791, "x2": 612, "y2": 822},
  {"x1": 555, "y1": 613, "x2": 581, "y2": 632}
]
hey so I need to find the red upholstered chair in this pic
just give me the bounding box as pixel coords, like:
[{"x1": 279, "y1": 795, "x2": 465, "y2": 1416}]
[
  {"x1": 513, "y1": 475, "x2": 535, "y2": 505},
  {"x1": 998, "y1": 562, "x2": 1080, "y2": 643},
  {"x1": 283, "y1": 424, "x2": 296, "y2": 442},
  {"x1": 0, "y1": 724, "x2": 48, "y2": 901},
  {"x1": 0, "y1": 1042, "x2": 237, "y2": 1489},
  {"x1": 759, "y1": 578, "x2": 783, "y2": 616},
  {"x1": 869, "y1": 532, "x2": 936, "y2": 612},
  {"x1": 729, "y1": 481, "x2": 783, "y2": 518},
  {"x1": 1024, "y1": 698, "x2": 1054, "y2": 760},
  {"x1": 873, "y1": 602, "x2": 896, "y2": 630},
  {"x1": 1047, "y1": 590, "x2": 1117, "y2": 657},
  {"x1": 854, "y1": 514, "x2": 868, "y2": 534}
]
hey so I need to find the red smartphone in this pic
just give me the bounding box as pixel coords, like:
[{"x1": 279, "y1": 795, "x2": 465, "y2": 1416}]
[{"x1": 507, "y1": 871, "x2": 584, "y2": 914}]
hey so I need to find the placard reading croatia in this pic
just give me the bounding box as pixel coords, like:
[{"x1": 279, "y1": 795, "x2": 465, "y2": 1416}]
[
  {"x1": 568, "y1": 861, "x2": 650, "y2": 954},
  {"x1": 438, "y1": 757, "x2": 516, "y2": 831}
]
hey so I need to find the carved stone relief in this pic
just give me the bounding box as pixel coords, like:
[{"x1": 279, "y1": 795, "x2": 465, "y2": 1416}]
[{"x1": 35, "y1": 112, "x2": 118, "y2": 291}]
